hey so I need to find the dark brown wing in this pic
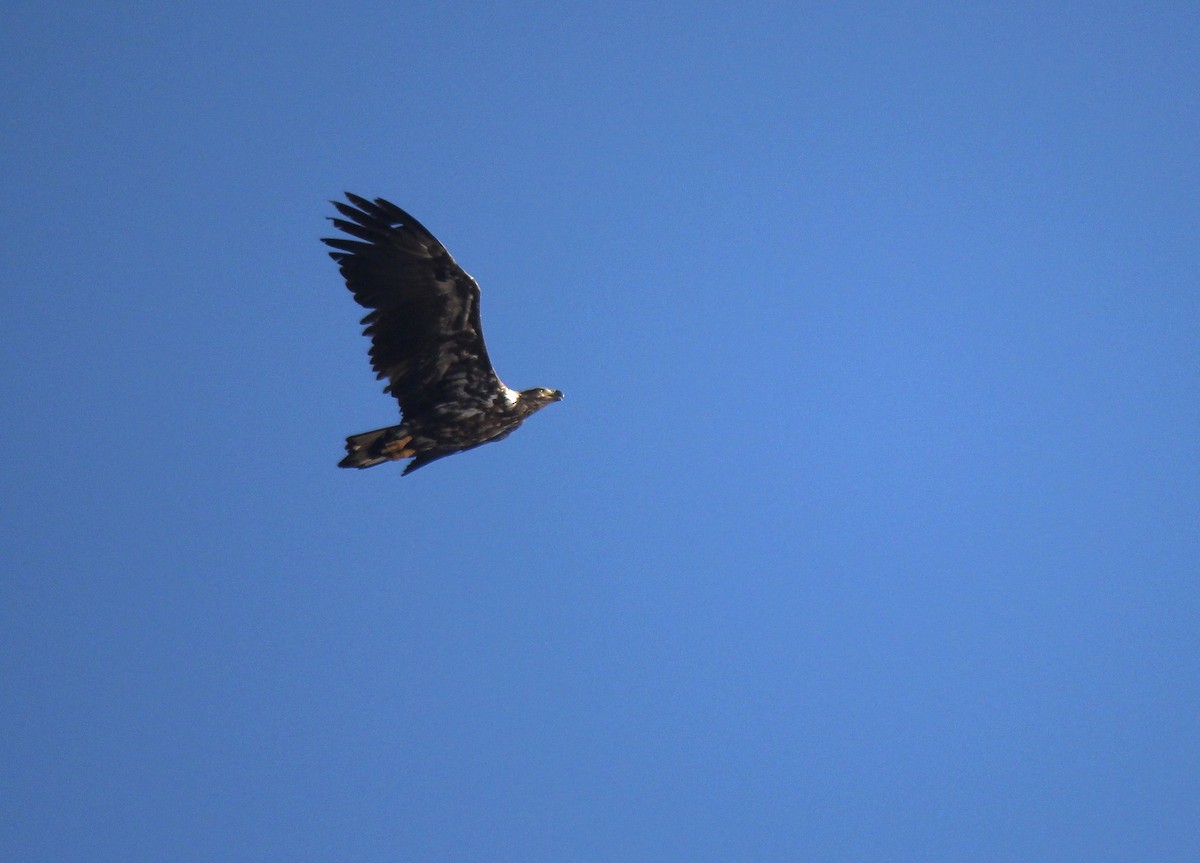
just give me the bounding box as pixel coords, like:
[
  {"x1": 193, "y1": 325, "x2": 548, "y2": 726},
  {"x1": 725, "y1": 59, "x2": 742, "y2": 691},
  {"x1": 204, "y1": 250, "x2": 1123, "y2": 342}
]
[{"x1": 322, "y1": 193, "x2": 503, "y2": 419}]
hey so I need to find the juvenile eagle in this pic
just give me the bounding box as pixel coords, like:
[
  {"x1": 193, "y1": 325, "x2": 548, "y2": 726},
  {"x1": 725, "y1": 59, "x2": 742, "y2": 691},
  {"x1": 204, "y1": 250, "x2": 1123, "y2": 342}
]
[{"x1": 324, "y1": 193, "x2": 562, "y2": 475}]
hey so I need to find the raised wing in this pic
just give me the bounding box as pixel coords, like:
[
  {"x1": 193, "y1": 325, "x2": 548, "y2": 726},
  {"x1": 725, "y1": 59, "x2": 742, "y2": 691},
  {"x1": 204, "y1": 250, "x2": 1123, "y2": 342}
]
[{"x1": 322, "y1": 193, "x2": 502, "y2": 418}]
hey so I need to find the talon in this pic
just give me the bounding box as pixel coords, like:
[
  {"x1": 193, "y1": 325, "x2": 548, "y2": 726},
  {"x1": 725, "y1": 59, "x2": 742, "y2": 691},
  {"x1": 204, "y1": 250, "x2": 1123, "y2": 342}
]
[{"x1": 382, "y1": 435, "x2": 413, "y2": 455}]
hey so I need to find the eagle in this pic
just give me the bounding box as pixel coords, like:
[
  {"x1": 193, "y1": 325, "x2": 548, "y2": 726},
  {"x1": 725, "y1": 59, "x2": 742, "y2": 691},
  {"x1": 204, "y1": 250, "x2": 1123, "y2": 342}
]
[{"x1": 323, "y1": 193, "x2": 562, "y2": 475}]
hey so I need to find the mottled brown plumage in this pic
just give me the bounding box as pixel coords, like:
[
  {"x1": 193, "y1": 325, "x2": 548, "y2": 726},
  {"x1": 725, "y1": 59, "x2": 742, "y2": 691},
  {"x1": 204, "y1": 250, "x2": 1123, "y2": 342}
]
[{"x1": 324, "y1": 193, "x2": 562, "y2": 475}]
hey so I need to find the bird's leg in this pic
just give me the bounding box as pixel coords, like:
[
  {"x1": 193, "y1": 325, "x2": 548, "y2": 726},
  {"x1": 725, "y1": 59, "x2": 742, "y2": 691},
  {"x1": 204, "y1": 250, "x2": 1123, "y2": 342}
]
[{"x1": 382, "y1": 435, "x2": 416, "y2": 458}]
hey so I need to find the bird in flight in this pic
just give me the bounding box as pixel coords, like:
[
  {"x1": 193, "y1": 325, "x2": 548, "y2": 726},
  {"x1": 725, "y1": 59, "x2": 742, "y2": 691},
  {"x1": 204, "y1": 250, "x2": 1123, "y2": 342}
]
[{"x1": 324, "y1": 193, "x2": 562, "y2": 475}]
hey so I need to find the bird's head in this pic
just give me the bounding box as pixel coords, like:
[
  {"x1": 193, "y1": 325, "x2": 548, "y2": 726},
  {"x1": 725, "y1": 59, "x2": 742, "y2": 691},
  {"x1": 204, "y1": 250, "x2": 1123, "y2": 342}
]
[{"x1": 521, "y1": 387, "x2": 564, "y2": 409}]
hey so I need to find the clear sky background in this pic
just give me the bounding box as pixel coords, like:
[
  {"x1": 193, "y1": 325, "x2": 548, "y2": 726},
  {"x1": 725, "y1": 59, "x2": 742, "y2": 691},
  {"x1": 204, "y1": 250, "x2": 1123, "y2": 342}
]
[{"x1": 2, "y1": 3, "x2": 1198, "y2": 861}]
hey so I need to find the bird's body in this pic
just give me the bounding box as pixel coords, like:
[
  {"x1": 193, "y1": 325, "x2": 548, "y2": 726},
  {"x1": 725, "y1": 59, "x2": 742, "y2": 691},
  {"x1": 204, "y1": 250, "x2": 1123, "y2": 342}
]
[{"x1": 324, "y1": 193, "x2": 561, "y2": 475}]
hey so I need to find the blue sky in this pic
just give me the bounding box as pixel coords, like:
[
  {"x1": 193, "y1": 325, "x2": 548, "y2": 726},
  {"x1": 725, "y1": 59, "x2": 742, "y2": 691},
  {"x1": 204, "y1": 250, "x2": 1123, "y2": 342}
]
[{"x1": 2, "y1": 2, "x2": 1198, "y2": 860}]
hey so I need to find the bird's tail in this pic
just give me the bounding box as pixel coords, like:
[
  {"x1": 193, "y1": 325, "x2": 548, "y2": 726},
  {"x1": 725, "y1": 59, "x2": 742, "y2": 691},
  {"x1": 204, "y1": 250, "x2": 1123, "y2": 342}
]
[{"x1": 338, "y1": 424, "x2": 413, "y2": 469}]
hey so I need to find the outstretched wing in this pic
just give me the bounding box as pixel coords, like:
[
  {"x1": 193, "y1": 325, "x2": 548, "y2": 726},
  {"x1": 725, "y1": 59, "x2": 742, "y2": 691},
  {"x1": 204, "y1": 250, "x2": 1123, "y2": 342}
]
[{"x1": 322, "y1": 193, "x2": 502, "y2": 419}]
